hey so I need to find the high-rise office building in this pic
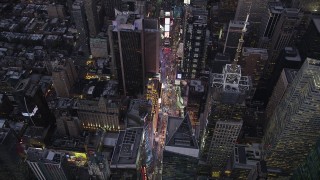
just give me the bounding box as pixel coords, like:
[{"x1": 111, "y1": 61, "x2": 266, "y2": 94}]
[
  {"x1": 72, "y1": 0, "x2": 90, "y2": 55},
  {"x1": 201, "y1": 16, "x2": 252, "y2": 172},
  {"x1": 108, "y1": 13, "x2": 144, "y2": 96},
  {"x1": 299, "y1": 17, "x2": 320, "y2": 60},
  {"x1": 26, "y1": 148, "x2": 71, "y2": 180},
  {"x1": 84, "y1": 0, "x2": 100, "y2": 37},
  {"x1": 262, "y1": 58, "x2": 320, "y2": 173},
  {"x1": 267, "y1": 8, "x2": 302, "y2": 73},
  {"x1": 259, "y1": 2, "x2": 283, "y2": 48},
  {"x1": 52, "y1": 59, "x2": 78, "y2": 98},
  {"x1": 109, "y1": 13, "x2": 159, "y2": 96},
  {"x1": 180, "y1": 7, "x2": 208, "y2": 79},
  {"x1": 143, "y1": 19, "x2": 160, "y2": 75},
  {"x1": 258, "y1": 47, "x2": 303, "y2": 105},
  {"x1": 292, "y1": 139, "x2": 320, "y2": 179},
  {"x1": 266, "y1": 68, "x2": 298, "y2": 118},
  {"x1": 162, "y1": 114, "x2": 199, "y2": 179},
  {"x1": 201, "y1": 63, "x2": 252, "y2": 170}
]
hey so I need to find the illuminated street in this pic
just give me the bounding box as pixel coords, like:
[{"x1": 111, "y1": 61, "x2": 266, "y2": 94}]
[{"x1": 152, "y1": 7, "x2": 183, "y2": 179}]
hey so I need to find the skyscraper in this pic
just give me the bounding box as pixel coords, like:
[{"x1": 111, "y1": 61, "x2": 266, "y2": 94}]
[
  {"x1": 263, "y1": 58, "x2": 320, "y2": 173},
  {"x1": 72, "y1": 0, "x2": 90, "y2": 55},
  {"x1": 259, "y1": 2, "x2": 283, "y2": 48},
  {"x1": 108, "y1": 14, "x2": 144, "y2": 96},
  {"x1": 26, "y1": 148, "x2": 71, "y2": 180},
  {"x1": 299, "y1": 17, "x2": 320, "y2": 60},
  {"x1": 180, "y1": 7, "x2": 208, "y2": 79},
  {"x1": 201, "y1": 14, "x2": 252, "y2": 173},
  {"x1": 162, "y1": 114, "x2": 199, "y2": 179},
  {"x1": 84, "y1": 0, "x2": 100, "y2": 37},
  {"x1": 52, "y1": 59, "x2": 78, "y2": 98},
  {"x1": 267, "y1": 8, "x2": 302, "y2": 73},
  {"x1": 109, "y1": 13, "x2": 159, "y2": 96},
  {"x1": 142, "y1": 19, "x2": 160, "y2": 75},
  {"x1": 266, "y1": 68, "x2": 297, "y2": 119}
]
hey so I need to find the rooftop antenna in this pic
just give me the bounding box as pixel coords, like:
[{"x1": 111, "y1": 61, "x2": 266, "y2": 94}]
[{"x1": 232, "y1": 4, "x2": 251, "y2": 67}]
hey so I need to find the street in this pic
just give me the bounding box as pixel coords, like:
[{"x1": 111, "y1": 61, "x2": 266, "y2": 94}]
[{"x1": 152, "y1": 9, "x2": 183, "y2": 179}]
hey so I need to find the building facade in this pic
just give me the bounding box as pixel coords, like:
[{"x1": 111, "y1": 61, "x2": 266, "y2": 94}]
[
  {"x1": 263, "y1": 58, "x2": 320, "y2": 173},
  {"x1": 26, "y1": 148, "x2": 71, "y2": 180},
  {"x1": 266, "y1": 68, "x2": 297, "y2": 118},
  {"x1": 72, "y1": 0, "x2": 90, "y2": 55},
  {"x1": 108, "y1": 13, "x2": 145, "y2": 96},
  {"x1": 77, "y1": 97, "x2": 120, "y2": 131},
  {"x1": 201, "y1": 64, "x2": 251, "y2": 172},
  {"x1": 267, "y1": 8, "x2": 302, "y2": 74},
  {"x1": 90, "y1": 37, "x2": 108, "y2": 58},
  {"x1": 84, "y1": 0, "x2": 100, "y2": 37},
  {"x1": 52, "y1": 59, "x2": 78, "y2": 98},
  {"x1": 181, "y1": 7, "x2": 208, "y2": 79}
]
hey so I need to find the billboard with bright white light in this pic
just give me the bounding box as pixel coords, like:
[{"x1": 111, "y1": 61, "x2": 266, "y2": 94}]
[
  {"x1": 164, "y1": 32, "x2": 170, "y2": 38},
  {"x1": 165, "y1": 25, "x2": 170, "y2": 32},
  {"x1": 165, "y1": 18, "x2": 170, "y2": 25},
  {"x1": 165, "y1": 12, "x2": 170, "y2": 17}
]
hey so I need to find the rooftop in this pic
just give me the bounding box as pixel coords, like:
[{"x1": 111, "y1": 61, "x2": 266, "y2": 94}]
[
  {"x1": 110, "y1": 127, "x2": 143, "y2": 168},
  {"x1": 127, "y1": 99, "x2": 151, "y2": 125},
  {"x1": 23, "y1": 126, "x2": 46, "y2": 139},
  {"x1": 165, "y1": 114, "x2": 199, "y2": 157},
  {"x1": 0, "y1": 128, "x2": 10, "y2": 144},
  {"x1": 283, "y1": 68, "x2": 298, "y2": 84},
  {"x1": 26, "y1": 148, "x2": 63, "y2": 164},
  {"x1": 242, "y1": 47, "x2": 268, "y2": 60},
  {"x1": 313, "y1": 17, "x2": 320, "y2": 33},
  {"x1": 166, "y1": 114, "x2": 198, "y2": 149},
  {"x1": 51, "y1": 137, "x2": 86, "y2": 151},
  {"x1": 284, "y1": 47, "x2": 301, "y2": 62}
]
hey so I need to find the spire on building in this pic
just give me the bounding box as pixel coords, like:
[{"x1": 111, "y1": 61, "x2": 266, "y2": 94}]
[{"x1": 233, "y1": 5, "x2": 251, "y2": 66}]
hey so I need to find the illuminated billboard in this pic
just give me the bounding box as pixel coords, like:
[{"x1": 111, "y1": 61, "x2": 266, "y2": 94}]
[
  {"x1": 165, "y1": 18, "x2": 170, "y2": 25},
  {"x1": 164, "y1": 32, "x2": 170, "y2": 38},
  {"x1": 165, "y1": 25, "x2": 170, "y2": 32},
  {"x1": 165, "y1": 12, "x2": 170, "y2": 17}
]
